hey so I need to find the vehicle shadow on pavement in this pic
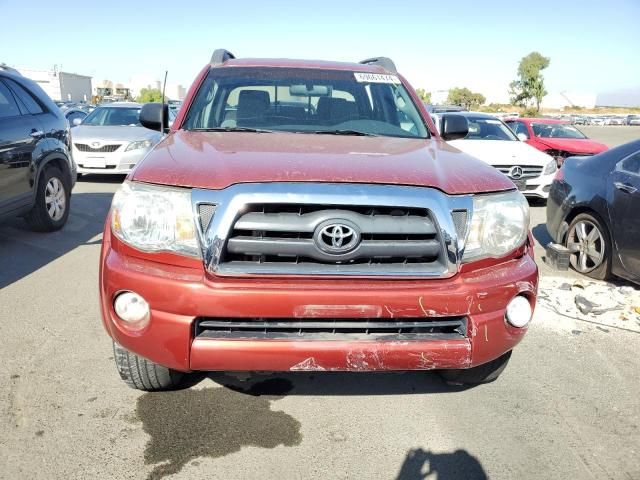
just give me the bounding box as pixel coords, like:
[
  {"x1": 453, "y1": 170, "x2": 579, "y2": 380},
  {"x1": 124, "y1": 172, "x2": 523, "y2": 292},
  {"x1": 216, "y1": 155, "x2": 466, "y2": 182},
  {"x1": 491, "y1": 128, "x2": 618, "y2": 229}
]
[
  {"x1": 0, "y1": 192, "x2": 114, "y2": 289},
  {"x1": 395, "y1": 447, "x2": 487, "y2": 480},
  {"x1": 136, "y1": 377, "x2": 302, "y2": 480},
  {"x1": 206, "y1": 370, "x2": 469, "y2": 396},
  {"x1": 532, "y1": 223, "x2": 553, "y2": 248}
]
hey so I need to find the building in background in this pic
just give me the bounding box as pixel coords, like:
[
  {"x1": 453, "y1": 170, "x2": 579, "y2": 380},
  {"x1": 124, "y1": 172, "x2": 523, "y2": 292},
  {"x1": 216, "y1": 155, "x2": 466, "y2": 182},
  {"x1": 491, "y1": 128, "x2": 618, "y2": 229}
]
[
  {"x1": 94, "y1": 75, "x2": 186, "y2": 102},
  {"x1": 18, "y1": 67, "x2": 92, "y2": 102}
]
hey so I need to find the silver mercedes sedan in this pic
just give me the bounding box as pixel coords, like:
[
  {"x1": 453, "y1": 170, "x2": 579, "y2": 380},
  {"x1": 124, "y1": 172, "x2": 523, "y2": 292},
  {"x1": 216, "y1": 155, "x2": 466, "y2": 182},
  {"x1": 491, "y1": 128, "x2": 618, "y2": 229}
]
[{"x1": 71, "y1": 102, "x2": 172, "y2": 175}]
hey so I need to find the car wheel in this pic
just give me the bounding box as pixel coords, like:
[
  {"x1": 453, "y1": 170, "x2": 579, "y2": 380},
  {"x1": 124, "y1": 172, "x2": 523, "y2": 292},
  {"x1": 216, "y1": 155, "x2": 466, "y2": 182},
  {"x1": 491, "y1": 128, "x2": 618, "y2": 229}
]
[
  {"x1": 113, "y1": 342, "x2": 184, "y2": 391},
  {"x1": 439, "y1": 351, "x2": 512, "y2": 385},
  {"x1": 565, "y1": 213, "x2": 612, "y2": 280},
  {"x1": 24, "y1": 166, "x2": 70, "y2": 232}
]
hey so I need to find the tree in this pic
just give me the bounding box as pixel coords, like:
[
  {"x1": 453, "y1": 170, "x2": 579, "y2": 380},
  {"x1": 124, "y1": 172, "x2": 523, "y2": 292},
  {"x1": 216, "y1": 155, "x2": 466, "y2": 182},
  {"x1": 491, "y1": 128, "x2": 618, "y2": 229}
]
[
  {"x1": 509, "y1": 52, "x2": 550, "y2": 113},
  {"x1": 136, "y1": 88, "x2": 164, "y2": 103},
  {"x1": 415, "y1": 88, "x2": 432, "y2": 103},
  {"x1": 446, "y1": 87, "x2": 486, "y2": 110}
]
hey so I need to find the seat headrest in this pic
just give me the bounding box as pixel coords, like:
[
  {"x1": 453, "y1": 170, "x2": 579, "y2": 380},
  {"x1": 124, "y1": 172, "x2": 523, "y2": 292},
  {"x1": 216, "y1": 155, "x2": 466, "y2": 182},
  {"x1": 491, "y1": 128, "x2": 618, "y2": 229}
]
[{"x1": 237, "y1": 90, "x2": 270, "y2": 121}]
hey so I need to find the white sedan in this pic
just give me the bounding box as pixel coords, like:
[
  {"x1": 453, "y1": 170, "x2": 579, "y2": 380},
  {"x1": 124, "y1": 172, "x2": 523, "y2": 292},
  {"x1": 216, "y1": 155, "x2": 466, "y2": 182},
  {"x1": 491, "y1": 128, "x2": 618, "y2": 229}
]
[{"x1": 431, "y1": 112, "x2": 557, "y2": 199}]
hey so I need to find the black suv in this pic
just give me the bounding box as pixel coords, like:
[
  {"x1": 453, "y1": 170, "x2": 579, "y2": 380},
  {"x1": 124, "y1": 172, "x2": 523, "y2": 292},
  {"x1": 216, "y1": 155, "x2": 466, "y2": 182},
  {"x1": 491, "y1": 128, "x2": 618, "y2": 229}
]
[{"x1": 0, "y1": 65, "x2": 76, "y2": 231}]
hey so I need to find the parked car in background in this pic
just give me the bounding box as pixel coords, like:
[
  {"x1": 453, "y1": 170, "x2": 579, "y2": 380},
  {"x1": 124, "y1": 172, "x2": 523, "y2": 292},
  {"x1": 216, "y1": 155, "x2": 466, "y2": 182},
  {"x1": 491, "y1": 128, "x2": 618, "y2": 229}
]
[
  {"x1": 64, "y1": 107, "x2": 88, "y2": 127},
  {"x1": 571, "y1": 116, "x2": 588, "y2": 125},
  {"x1": 425, "y1": 104, "x2": 467, "y2": 113},
  {"x1": 547, "y1": 139, "x2": 640, "y2": 284},
  {"x1": 431, "y1": 112, "x2": 557, "y2": 199},
  {"x1": 0, "y1": 64, "x2": 75, "y2": 231},
  {"x1": 505, "y1": 118, "x2": 608, "y2": 166},
  {"x1": 627, "y1": 115, "x2": 640, "y2": 126},
  {"x1": 100, "y1": 49, "x2": 538, "y2": 391},
  {"x1": 606, "y1": 116, "x2": 625, "y2": 126},
  {"x1": 71, "y1": 102, "x2": 174, "y2": 175}
]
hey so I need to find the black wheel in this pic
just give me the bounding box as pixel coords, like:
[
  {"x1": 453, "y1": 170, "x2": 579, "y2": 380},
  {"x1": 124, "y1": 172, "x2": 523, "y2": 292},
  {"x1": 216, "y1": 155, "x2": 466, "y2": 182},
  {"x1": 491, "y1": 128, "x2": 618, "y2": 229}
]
[
  {"x1": 24, "y1": 166, "x2": 70, "y2": 231},
  {"x1": 113, "y1": 342, "x2": 184, "y2": 391},
  {"x1": 565, "y1": 213, "x2": 611, "y2": 280},
  {"x1": 439, "y1": 351, "x2": 512, "y2": 385}
]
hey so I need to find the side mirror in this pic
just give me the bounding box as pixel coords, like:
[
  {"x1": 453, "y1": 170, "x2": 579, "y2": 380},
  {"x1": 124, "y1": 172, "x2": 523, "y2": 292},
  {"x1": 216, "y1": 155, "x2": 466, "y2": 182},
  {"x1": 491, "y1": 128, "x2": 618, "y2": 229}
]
[
  {"x1": 517, "y1": 132, "x2": 528, "y2": 141},
  {"x1": 440, "y1": 115, "x2": 468, "y2": 141},
  {"x1": 139, "y1": 103, "x2": 169, "y2": 132},
  {"x1": 72, "y1": 117, "x2": 82, "y2": 126}
]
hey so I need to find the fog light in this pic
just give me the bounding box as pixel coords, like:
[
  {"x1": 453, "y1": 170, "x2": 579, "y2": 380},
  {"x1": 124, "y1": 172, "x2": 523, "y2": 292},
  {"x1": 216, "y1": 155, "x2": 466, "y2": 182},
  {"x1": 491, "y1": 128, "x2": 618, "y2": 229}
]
[
  {"x1": 114, "y1": 291, "x2": 150, "y2": 325},
  {"x1": 506, "y1": 295, "x2": 532, "y2": 328}
]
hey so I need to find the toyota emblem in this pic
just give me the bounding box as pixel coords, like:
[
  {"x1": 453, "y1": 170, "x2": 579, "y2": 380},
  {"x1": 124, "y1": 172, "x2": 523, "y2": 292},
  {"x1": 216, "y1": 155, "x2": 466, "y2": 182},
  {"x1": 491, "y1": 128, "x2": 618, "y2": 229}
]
[
  {"x1": 509, "y1": 166, "x2": 524, "y2": 179},
  {"x1": 314, "y1": 220, "x2": 360, "y2": 255},
  {"x1": 91, "y1": 141, "x2": 101, "y2": 149}
]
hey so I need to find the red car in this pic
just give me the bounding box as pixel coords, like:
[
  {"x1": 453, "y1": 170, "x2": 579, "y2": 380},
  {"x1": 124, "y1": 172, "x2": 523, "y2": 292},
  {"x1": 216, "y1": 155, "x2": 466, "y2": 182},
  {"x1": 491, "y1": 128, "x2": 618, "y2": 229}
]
[
  {"x1": 505, "y1": 118, "x2": 608, "y2": 166},
  {"x1": 100, "y1": 50, "x2": 538, "y2": 390}
]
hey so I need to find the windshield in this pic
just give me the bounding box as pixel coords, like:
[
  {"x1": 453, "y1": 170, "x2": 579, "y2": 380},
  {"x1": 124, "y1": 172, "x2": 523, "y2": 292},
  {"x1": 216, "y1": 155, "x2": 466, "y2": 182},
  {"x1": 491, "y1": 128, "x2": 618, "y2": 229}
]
[
  {"x1": 82, "y1": 107, "x2": 142, "y2": 126},
  {"x1": 531, "y1": 123, "x2": 586, "y2": 139},
  {"x1": 462, "y1": 116, "x2": 518, "y2": 141},
  {"x1": 182, "y1": 67, "x2": 429, "y2": 139}
]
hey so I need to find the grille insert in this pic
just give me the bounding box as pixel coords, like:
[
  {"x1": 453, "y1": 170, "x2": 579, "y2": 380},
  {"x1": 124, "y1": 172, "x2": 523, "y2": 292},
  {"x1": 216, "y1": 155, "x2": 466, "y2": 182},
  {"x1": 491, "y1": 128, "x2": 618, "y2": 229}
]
[
  {"x1": 195, "y1": 316, "x2": 467, "y2": 340},
  {"x1": 75, "y1": 143, "x2": 121, "y2": 153},
  {"x1": 222, "y1": 204, "x2": 444, "y2": 273},
  {"x1": 197, "y1": 203, "x2": 216, "y2": 232},
  {"x1": 495, "y1": 165, "x2": 543, "y2": 179}
]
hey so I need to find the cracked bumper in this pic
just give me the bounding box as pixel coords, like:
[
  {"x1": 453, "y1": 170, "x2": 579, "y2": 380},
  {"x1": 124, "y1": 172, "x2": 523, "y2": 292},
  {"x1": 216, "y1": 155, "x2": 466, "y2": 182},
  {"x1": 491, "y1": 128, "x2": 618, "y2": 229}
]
[{"x1": 100, "y1": 230, "x2": 538, "y2": 373}]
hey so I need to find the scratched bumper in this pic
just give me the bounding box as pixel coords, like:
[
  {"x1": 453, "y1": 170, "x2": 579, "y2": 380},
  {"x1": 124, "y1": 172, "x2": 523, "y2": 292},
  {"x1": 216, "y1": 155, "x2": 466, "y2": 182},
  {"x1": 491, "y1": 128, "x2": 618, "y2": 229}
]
[{"x1": 100, "y1": 233, "x2": 538, "y2": 372}]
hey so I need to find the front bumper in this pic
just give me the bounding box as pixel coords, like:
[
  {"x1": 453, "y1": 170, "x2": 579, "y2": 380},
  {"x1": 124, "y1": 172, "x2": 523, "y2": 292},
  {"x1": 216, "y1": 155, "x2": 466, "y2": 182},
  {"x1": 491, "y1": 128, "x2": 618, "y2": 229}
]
[
  {"x1": 99, "y1": 228, "x2": 538, "y2": 373},
  {"x1": 520, "y1": 172, "x2": 554, "y2": 199},
  {"x1": 73, "y1": 146, "x2": 151, "y2": 175}
]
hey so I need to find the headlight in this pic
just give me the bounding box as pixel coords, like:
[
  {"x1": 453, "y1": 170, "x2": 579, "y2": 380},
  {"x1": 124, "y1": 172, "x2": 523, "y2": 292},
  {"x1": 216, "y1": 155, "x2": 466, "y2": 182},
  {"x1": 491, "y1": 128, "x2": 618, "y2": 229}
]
[
  {"x1": 111, "y1": 181, "x2": 200, "y2": 257},
  {"x1": 543, "y1": 158, "x2": 557, "y2": 175},
  {"x1": 125, "y1": 139, "x2": 153, "y2": 151},
  {"x1": 462, "y1": 190, "x2": 529, "y2": 262}
]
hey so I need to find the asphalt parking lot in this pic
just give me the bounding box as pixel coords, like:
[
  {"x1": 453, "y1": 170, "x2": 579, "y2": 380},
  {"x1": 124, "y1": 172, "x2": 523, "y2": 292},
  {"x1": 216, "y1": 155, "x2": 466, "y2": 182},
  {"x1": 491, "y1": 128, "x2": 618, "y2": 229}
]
[{"x1": 1, "y1": 127, "x2": 639, "y2": 480}]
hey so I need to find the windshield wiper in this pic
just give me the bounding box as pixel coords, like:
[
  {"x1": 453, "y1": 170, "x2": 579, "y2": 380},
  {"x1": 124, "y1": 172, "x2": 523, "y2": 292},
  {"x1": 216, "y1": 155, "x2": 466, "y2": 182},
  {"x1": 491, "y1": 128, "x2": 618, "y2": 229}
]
[
  {"x1": 311, "y1": 129, "x2": 378, "y2": 137},
  {"x1": 190, "y1": 126, "x2": 274, "y2": 133}
]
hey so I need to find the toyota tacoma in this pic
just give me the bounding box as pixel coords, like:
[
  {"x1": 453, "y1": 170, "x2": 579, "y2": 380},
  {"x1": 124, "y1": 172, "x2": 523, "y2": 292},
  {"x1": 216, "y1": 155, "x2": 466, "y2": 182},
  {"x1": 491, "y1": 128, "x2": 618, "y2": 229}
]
[{"x1": 100, "y1": 50, "x2": 538, "y2": 390}]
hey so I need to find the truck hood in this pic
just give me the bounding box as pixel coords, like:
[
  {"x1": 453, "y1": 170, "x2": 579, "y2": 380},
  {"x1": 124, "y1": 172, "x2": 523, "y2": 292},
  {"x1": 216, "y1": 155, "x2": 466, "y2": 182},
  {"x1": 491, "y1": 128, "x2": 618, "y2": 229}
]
[
  {"x1": 132, "y1": 130, "x2": 514, "y2": 195},
  {"x1": 534, "y1": 137, "x2": 608, "y2": 155},
  {"x1": 447, "y1": 139, "x2": 553, "y2": 167}
]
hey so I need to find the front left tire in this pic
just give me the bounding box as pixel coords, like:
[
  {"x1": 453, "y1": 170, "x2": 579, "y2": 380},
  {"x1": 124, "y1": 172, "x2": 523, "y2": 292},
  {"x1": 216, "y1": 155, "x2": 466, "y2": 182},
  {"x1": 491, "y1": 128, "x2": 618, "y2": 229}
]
[{"x1": 113, "y1": 342, "x2": 184, "y2": 391}]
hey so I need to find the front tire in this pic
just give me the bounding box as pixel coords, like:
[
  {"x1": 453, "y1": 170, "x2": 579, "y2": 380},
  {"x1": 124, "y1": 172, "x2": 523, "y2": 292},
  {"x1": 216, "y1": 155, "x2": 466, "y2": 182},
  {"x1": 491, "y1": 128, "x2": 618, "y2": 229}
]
[
  {"x1": 565, "y1": 213, "x2": 611, "y2": 280},
  {"x1": 113, "y1": 342, "x2": 184, "y2": 391},
  {"x1": 439, "y1": 351, "x2": 512, "y2": 385},
  {"x1": 25, "y1": 166, "x2": 70, "y2": 232}
]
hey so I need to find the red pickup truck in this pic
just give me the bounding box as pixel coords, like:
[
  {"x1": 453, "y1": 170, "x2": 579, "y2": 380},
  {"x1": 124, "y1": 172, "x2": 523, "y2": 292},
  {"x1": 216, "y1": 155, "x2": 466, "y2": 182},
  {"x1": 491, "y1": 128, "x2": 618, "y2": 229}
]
[{"x1": 100, "y1": 50, "x2": 538, "y2": 390}]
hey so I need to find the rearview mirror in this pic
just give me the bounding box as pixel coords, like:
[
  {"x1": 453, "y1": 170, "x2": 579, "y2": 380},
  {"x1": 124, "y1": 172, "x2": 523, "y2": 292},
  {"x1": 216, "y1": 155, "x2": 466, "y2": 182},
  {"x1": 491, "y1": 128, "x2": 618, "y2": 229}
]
[
  {"x1": 440, "y1": 115, "x2": 468, "y2": 141},
  {"x1": 517, "y1": 132, "x2": 528, "y2": 141},
  {"x1": 72, "y1": 118, "x2": 82, "y2": 126},
  {"x1": 289, "y1": 84, "x2": 330, "y2": 97},
  {"x1": 139, "y1": 103, "x2": 169, "y2": 132}
]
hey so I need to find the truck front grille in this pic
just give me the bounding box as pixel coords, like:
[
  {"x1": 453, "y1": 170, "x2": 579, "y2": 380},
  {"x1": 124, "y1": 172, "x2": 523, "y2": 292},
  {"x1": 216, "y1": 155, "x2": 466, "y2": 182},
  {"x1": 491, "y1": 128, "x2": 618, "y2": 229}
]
[
  {"x1": 195, "y1": 316, "x2": 468, "y2": 340},
  {"x1": 192, "y1": 183, "x2": 471, "y2": 277},
  {"x1": 221, "y1": 204, "x2": 446, "y2": 275}
]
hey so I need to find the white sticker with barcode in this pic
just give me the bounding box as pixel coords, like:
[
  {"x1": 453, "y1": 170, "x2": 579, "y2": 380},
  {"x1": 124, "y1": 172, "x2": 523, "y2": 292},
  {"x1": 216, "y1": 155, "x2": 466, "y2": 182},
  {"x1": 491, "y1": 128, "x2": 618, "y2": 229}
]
[{"x1": 354, "y1": 72, "x2": 401, "y2": 84}]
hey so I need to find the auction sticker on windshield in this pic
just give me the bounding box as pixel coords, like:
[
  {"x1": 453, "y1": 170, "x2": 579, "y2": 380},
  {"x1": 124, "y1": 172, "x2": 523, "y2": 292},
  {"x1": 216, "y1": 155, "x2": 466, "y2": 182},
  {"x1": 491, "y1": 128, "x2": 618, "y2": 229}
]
[{"x1": 354, "y1": 72, "x2": 401, "y2": 84}]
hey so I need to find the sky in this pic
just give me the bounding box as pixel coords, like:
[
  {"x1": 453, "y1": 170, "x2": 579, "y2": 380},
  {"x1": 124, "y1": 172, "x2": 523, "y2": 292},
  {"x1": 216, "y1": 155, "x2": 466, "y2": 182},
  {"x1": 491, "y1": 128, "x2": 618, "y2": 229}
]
[{"x1": 1, "y1": 0, "x2": 639, "y2": 104}]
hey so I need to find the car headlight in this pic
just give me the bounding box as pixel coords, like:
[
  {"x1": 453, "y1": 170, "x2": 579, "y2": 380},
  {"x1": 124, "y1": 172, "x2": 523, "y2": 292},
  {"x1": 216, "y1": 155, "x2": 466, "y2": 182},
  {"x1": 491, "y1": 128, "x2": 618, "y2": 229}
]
[
  {"x1": 125, "y1": 139, "x2": 153, "y2": 151},
  {"x1": 543, "y1": 158, "x2": 557, "y2": 175},
  {"x1": 111, "y1": 181, "x2": 200, "y2": 257},
  {"x1": 462, "y1": 190, "x2": 529, "y2": 262}
]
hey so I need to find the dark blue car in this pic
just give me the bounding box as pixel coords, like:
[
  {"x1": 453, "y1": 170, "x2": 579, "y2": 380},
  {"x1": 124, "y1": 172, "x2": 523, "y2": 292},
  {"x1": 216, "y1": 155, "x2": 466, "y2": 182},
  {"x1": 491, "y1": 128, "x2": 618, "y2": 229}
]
[{"x1": 546, "y1": 139, "x2": 640, "y2": 284}]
